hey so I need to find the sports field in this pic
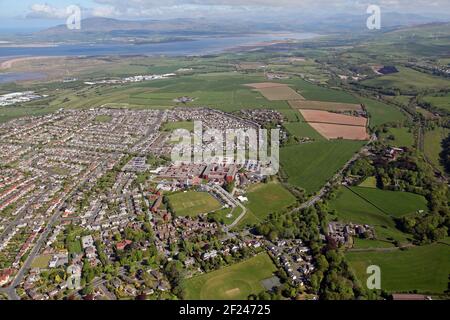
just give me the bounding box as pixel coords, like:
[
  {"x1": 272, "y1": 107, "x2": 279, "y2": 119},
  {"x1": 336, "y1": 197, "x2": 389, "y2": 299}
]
[
  {"x1": 347, "y1": 242, "x2": 450, "y2": 293},
  {"x1": 280, "y1": 140, "x2": 364, "y2": 194},
  {"x1": 94, "y1": 115, "x2": 113, "y2": 123},
  {"x1": 245, "y1": 182, "x2": 297, "y2": 222},
  {"x1": 162, "y1": 121, "x2": 194, "y2": 132},
  {"x1": 167, "y1": 191, "x2": 222, "y2": 217},
  {"x1": 30, "y1": 254, "x2": 52, "y2": 269},
  {"x1": 184, "y1": 253, "x2": 277, "y2": 300}
]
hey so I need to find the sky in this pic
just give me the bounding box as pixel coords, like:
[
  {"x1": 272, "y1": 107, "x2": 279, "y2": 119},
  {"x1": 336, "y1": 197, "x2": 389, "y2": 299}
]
[{"x1": 1, "y1": 0, "x2": 450, "y2": 30}]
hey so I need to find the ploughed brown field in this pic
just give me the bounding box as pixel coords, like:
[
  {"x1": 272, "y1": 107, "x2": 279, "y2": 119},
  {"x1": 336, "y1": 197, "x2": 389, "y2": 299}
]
[
  {"x1": 299, "y1": 109, "x2": 369, "y2": 141},
  {"x1": 288, "y1": 100, "x2": 363, "y2": 112},
  {"x1": 309, "y1": 123, "x2": 369, "y2": 140},
  {"x1": 299, "y1": 110, "x2": 367, "y2": 126}
]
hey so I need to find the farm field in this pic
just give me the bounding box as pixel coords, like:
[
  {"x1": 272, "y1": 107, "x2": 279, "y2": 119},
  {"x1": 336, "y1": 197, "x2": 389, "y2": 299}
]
[
  {"x1": 281, "y1": 78, "x2": 359, "y2": 103},
  {"x1": 347, "y1": 242, "x2": 450, "y2": 294},
  {"x1": 244, "y1": 82, "x2": 288, "y2": 89},
  {"x1": 167, "y1": 191, "x2": 222, "y2": 217},
  {"x1": 362, "y1": 67, "x2": 450, "y2": 92},
  {"x1": 255, "y1": 86, "x2": 305, "y2": 101},
  {"x1": 298, "y1": 109, "x2": 369, "y2": 140},
  {"x1": 280, "y1": 140, "x2": 364, "y2": 194},
  {"x1": 288, "y1": 100, "x2": 362, "y2": 112},
  {"x1": 299, "y1": 110, "x2": 367, "y2": 126},
  {"x1": 329, "y1": 187, "x2": 428, "y2": 245},
  {"x1": 245, "y1": 182, "x2": 297, "y2": 222},
  {"x1": 358, "y1": 97, "x2": 406, "y2": 128},
  {"x1": 330, "y1": 187, "x2": 404, "y2": 241},
  {"x1": 381, "y1": 127, "x2": 415, "y2": 148},
  {"x1": 422, "y1": 93, "x2": 450, "y2": 112},
  {"x1": 308, "y1": 123, "x2": 369, "y2": 140},
  {"x1": 350, "y1": 186, "x2": 428, "y2": 217},
  {"x1": 129, "y1": 72, "x2": 291, "y2": 112},
  {"x1": 283, "y1": 112, "x2": 326, "y2": 142},
  {"x1": 424, "y1": 127, "x2": 449, "y2": 172},
  {"x1": 184, "y1": 253, "x2": 277, "y2": 300}
]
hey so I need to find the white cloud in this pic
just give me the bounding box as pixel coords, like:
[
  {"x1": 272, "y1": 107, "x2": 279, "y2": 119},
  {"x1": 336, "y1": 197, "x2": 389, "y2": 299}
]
[
  {"x1": 25, "y1": 0, "x2": 450, "y2": 20},
  {"x1": 27, "y1": 3, "x2": 69, "y2": 19}
]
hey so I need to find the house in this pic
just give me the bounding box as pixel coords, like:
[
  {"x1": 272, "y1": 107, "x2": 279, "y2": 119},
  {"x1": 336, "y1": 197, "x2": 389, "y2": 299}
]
[
  {"x1": 81, "y1": 235, "x2": 94, "y2": 249},
  {"x1": 116, "y1": 239, "x2": 132, "y2": 251},
  {"x1": 0, "y1": 268, "x2": 14, "y2": 286}
]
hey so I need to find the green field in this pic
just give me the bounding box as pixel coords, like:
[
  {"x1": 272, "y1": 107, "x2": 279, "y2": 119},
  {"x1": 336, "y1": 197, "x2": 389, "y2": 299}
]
[
  {"x1": 94, "y1": 115, "x2": 113, "y2": 123},
  {"x1": 0, "y1": 105, "x2": 60, "y2": 124},
  {"x1": 162, "y1": 121, "x2": 194, "y2": 132},
  {"x1": 381, "y1": 127, "x2": 415, "y2": 148},
  {"x1": 184, "y1": 253, "x2": 277, "y2": 300},
  {"x1": 280, "y1": 140, "x2": 364, "y2": 194},
  {"x1": 245, "y1": 182, "x2": 297, "y2": 222},
  {"x1": 129, "y1": 72, "x2": 291, "y2": 112},
  {"x1": 330, "y1": 187, "x2": 428, "y2": 245},
  {"x1": 358, "y1": 97, "x2": 406, "y2": 128},
  {"x1": 282, "y1": 77, "x2": 358, "y2": 103},
  {"x1": 210, "y1": 207, "x2": 240, "y2": 226},
  {"x1": 167, "y1": 191, "x2": 222, "y2": 217},
  {"x1": 347, "y1": 242, "x2": 450, "y2": 294},
  {"x1": 358, "y1": 176, "x2": 377, "y2": 188},
  {"x1": 423, "y1": 93, "x2": 450, "y2": 112},
  {"x1": 31, "y1": 254, "x2": 52, "y2": 268},
  {"x1": 424, "y1": 127, "x2": 449, "y2": 172},
  {"x1": 350, "y1": 187, "x2": 428, "y2": 217},
  {"x1": 362, "y1": 67, "x2": 450, "y2": 92}
]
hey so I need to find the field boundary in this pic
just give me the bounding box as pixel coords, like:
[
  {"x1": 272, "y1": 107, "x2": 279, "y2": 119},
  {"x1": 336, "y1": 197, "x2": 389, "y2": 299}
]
[{"x1": 344, "y1": 186, "x2": 390, "y2": 216}]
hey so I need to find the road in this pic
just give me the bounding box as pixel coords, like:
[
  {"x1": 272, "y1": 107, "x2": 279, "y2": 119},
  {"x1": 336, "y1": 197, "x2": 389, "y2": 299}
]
[
  {"x1": 291, "y1": 142, "x2": 372, "y2": 214},
  {"x1": 1, "y1": 156, "x2": 114, "y2": 300},
  {"x1": 210, "y1": 185, "x2": 247, "y2": 231}
]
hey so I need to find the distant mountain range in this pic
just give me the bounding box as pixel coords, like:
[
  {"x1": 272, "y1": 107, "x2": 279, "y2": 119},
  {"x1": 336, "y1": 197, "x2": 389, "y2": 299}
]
[{"x1": 33, "y1": 13, "x2": 450, "y2": 41}]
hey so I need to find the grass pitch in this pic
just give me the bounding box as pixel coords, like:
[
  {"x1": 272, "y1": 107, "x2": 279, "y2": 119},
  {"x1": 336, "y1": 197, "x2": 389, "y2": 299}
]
[
  {"x1": 168, "y1": 191, "x2": 222, "y2": 217},
  {"x1": 245, "y1": 182, "x2": 297, "y2": 222},
  {"x1": 347, "y1": 242, "x2": 450, "y2": 294},
  {"x1": 184, "y1": 253, "x2": 277, "y2": 300}
]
